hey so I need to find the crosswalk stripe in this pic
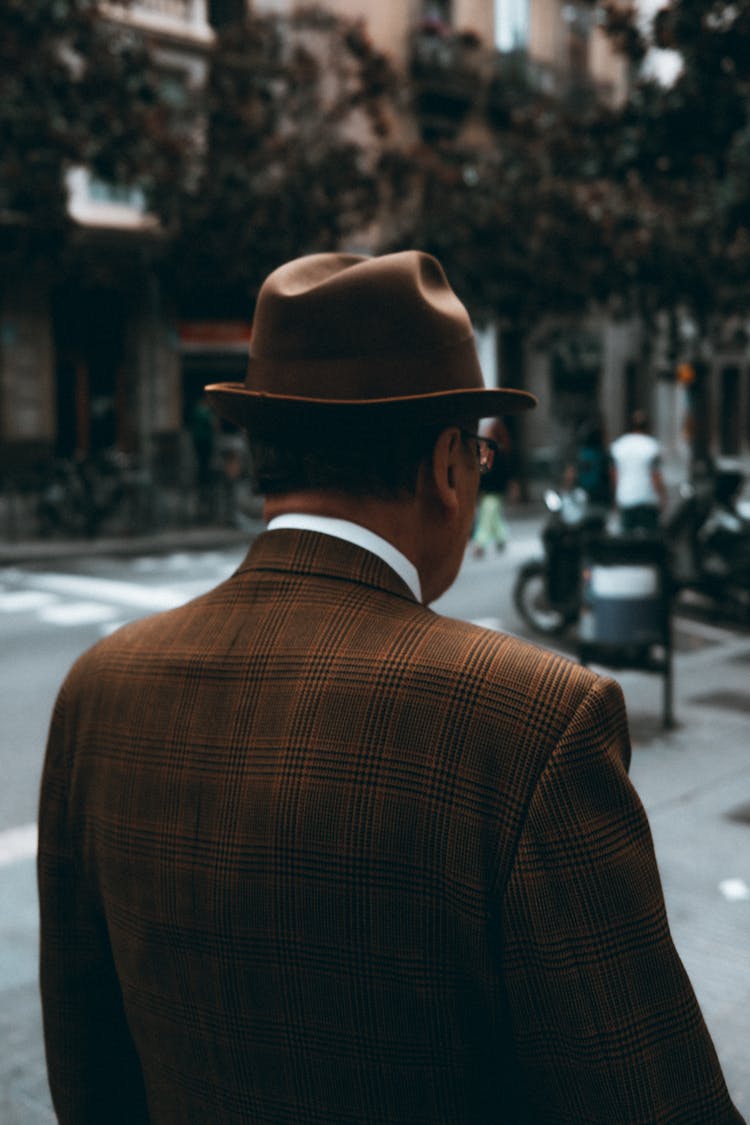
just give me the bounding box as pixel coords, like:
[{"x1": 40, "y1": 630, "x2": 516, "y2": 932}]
[
  {"x1": 0, "y1": 823, "x2": 37, "y2": 867},
  {"x1": 13, "y1": 572, "x2": 188, "y2": 611},
  {"x1": 38, "y1": 602, "x2": 122, "y2": 627},
  {"x1": 0, "y1": 591, "x2": 57, "y2": 613},
  {"x1": 470, "y1": 616, "x2": 504, "y2": 631}
]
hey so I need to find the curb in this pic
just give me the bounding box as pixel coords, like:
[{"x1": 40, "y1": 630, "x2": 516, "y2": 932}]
[{"x1": 0, "y1": 525, "x2": 260, "y2": 567}]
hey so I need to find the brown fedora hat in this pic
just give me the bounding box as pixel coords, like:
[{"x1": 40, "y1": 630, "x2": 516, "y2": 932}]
[{"x1": 204, "y1": 251, "x2": 536, "y2": 429}]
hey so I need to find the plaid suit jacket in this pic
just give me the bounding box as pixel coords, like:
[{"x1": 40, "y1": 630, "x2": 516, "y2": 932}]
[{"x1": 38, "y1": 529, "x2": 743, "y2": 1124}]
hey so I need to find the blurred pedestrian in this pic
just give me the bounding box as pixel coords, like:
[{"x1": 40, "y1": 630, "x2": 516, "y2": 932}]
[
  {"x1": 610, "y1": 407, "x2": 667, "y2": 532},
  {"x1": 563, "y1": 414, "x2": 613, "y2": 516},
  {"x1": 471, "y1": 415, "x2": 512, "y2": 555},
  {"x1": 38, "y1": 252, "x2": 743, "y2": 1124}
]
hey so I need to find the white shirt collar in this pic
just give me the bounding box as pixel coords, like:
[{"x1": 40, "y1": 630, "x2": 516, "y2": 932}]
[{"x1": 266, "y1": 513, "x2": 422, "y2": 602}]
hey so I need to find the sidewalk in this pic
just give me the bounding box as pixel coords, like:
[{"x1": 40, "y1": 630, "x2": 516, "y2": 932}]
[
  {"x1": 0, "y1": 478, "x2": 268, "y2": 568},
  {"x1": 615, "y1": 635, "x2": 750, "y2": 1118}
]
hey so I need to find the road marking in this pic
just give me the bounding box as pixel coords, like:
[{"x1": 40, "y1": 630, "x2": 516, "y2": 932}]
[
  {"x1": 17, "y1": 572, "x2": 188, "y2": 611},
  {"x1": 471, "y1": 616, "x2": 504, "y2": 631},
  {"x1": 719, "y1": 878, "x2": 750, "y2": 902},
  {"x1": 1, "y1": 567, "x2": 215, "y2": 631},
  {"x1": 39, "y1": 602, "x2": 122, "y2": 627},
  {"x1": 465, "y1": 535, "x2": 538, "y2": 562},
  {"x1": 132, "y1": 551, "x2": 228, "y2": 573},
  {"x1": 0, "y1": 591, "x2": 57, "y2": 613},
  {"x1": 0, "y1": 823, "x2": 37, "y2": 867},
  {"x1": 101, "y1": 620, "x2": 129, "y2": 636},
  {"x1": 676, "y1": 616, "x2": 740, "y2": 643}
]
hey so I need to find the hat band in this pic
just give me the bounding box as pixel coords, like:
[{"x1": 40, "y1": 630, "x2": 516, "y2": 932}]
[{"x1": 245, "y1": 336, "x2": 484, "y2": 401}]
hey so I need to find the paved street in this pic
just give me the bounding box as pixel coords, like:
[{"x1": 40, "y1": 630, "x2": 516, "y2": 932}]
[{"x1": 1, "y1": 517, "x2": 748, "y2": 1121}]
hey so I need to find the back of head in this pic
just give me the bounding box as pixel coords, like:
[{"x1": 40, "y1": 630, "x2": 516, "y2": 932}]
[
  {"x1": 248, "y1": 420, "x2": 453, "y2": 500},
  {"x1": 577, "y1": 417, "x2": 605, "y2": 448},
  {"x1": 629, "y1": 409, "x2": 650, "y2": 434}
]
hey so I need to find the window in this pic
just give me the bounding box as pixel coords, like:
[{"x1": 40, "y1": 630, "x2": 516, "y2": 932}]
[
  {"x1": 132, "y1": 1, "x2": 196, "y2": 20},
  {"x1": 66, "y1": 167, "x2": 158, "y2": 231},
  {"x1": 87, "y1": 178, "x2": 148, "y2": 210},
  {"x1": 159, "y1": 67, "x2": 191, "y2": 109},
  {"x1": 422, "y1": 1, "x2": 452, "y2": 23},
  {"x1": 208, "y1": 0, "x2": 245, "y2": 28},
  {"x1": 494, "y1": 0, "x2": 529, "y2": 51}
]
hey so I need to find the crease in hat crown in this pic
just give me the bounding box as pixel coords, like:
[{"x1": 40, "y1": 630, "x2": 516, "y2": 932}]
[{"x1": 204, "y1": 250, "x2": 537, "y2": 426}]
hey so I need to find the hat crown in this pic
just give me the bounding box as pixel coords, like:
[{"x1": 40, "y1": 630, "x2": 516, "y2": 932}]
[
  {"x1": 203, "y1": 249, "x2": 537, "y2": 427},
  {"x1": 250, "y1": 251, "x2": 474, "y2": 367}
]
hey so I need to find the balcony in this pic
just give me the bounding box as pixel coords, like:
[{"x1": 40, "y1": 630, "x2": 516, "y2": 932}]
[
  {"x1": 487, "y1": 48, "x2": 610, "y2": 126},
  {"x1": 65, "y1": 168, "x2": 160, "y2": 233},
  {"x1": 99, "y1": 0, "x2": 214, "y2": 46},
  {"x1": 409, "y1": 24, "x2": 486, "y2": 140}
]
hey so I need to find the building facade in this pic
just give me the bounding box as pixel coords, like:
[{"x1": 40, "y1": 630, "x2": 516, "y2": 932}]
[
  {"x1": 2, "y1": 0, "x2": 747, "y2": 525},
  {"x1": 0, "y1": 0, "x2": 215, "y2": 508}
]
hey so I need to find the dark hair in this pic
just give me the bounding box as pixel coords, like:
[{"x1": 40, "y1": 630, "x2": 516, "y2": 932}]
[
  {"x1": 248, "y1": 420, "x2": 468, "y2": 499},
  {"x1": 577, "y1": 417, "x2": 605, "y2": 448},
  {"x1": 629, "y1": 409, "x2": 650, "y2": 433}
]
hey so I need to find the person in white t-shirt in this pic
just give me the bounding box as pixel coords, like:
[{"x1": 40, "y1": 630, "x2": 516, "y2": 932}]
[{"x1": 610, "y1": 409, "x2": 667, "y2": 532}]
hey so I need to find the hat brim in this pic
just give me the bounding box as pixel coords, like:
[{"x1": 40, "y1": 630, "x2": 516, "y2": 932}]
[{"x1": 204, "y1": 383, "x2": 537, "y2": 432}]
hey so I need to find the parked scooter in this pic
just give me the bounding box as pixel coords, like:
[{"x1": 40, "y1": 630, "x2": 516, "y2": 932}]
[
  {"x1": 513, "y1": 487, "x2": 607, "y2": 635},
  {"x1": 666, "y1": 467, "x2": 750, "y2": 621}
]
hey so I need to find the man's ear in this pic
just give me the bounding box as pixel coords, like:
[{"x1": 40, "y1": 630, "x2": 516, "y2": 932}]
[{"x1": 421, "y1": 427, "x2": 462, "y2": 514}]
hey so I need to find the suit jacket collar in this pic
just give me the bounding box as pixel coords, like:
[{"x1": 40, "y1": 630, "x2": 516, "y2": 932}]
[
  {"x1": 266, "y1": 514, "x2": 421, "y2": 600},
  {"x1": 236, "y1": 528, "x2": 421, "y2": 604}
]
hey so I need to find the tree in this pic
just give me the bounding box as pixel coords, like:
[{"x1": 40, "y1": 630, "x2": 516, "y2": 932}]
[
  {"x1": 166, "y1": 8, "x2": 397, "y2": 315},
  {"x1": 381, "y1": 1, "x2": 750, "y2": 474},
  {"x1": 381, "y1": 16, "x2": 637, "y2": 482},
  {"x1": 0, "y1": 0, "x2": 191, "y2": 279},
  {"x1": 579, "y1": 0, "x2": 750, "y2": 324},
  {"x1": 577, "y1": 1, "x2": 750, "y2": 459},
  {"x1": 392, "y1": 1, "x2": 750, "y2": 327},
  {"x1": 383, "y1": 7, "x2": 655, "y2": 336}
]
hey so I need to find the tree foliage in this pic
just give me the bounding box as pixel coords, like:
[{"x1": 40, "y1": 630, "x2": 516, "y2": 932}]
[
  {"x1": 166, "y1": 8, "x2": 396, "y2": 314},
  {"x1": 0, "y1": 3, "x2": 395, "y2": 306},
  {"x1": 3, "y1": 0, "x2": 750, "y2": 336},
  {"x1": 384, "y1": 21, "x2": 625, "y2": 330},
  {"x1": 0, "y1": 0, "x2": 189, "y2": 273},
  {"x1": 386, "y1": 0, "x2": 750, "y2": 340},
  {"x1": 384, "y1": 138, "x2": 613, "y2": 331},
  {"x1": 589, "y1": 0, "x2": 750, "y2": 324}
]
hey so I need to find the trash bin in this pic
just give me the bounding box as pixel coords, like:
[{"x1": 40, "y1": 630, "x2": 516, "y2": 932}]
[{"x1": 578, "y1": 536, "x2": 674, "y2": 727}]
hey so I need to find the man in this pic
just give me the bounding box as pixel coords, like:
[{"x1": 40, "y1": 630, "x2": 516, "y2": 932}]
[
  {"x1": 470, "y1": 416, "x2": 513, "y2": 556},
  {"x1": 610, "y1": 408, "x2": 668, "y2": 532},
  {"x1": 38, "y1": 252, "x2": 743, "y2": 1123}
]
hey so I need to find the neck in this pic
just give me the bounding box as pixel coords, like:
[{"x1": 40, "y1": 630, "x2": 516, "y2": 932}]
[{"x1": 264, "y1": 462, "x2": 472, "y2": 605}]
